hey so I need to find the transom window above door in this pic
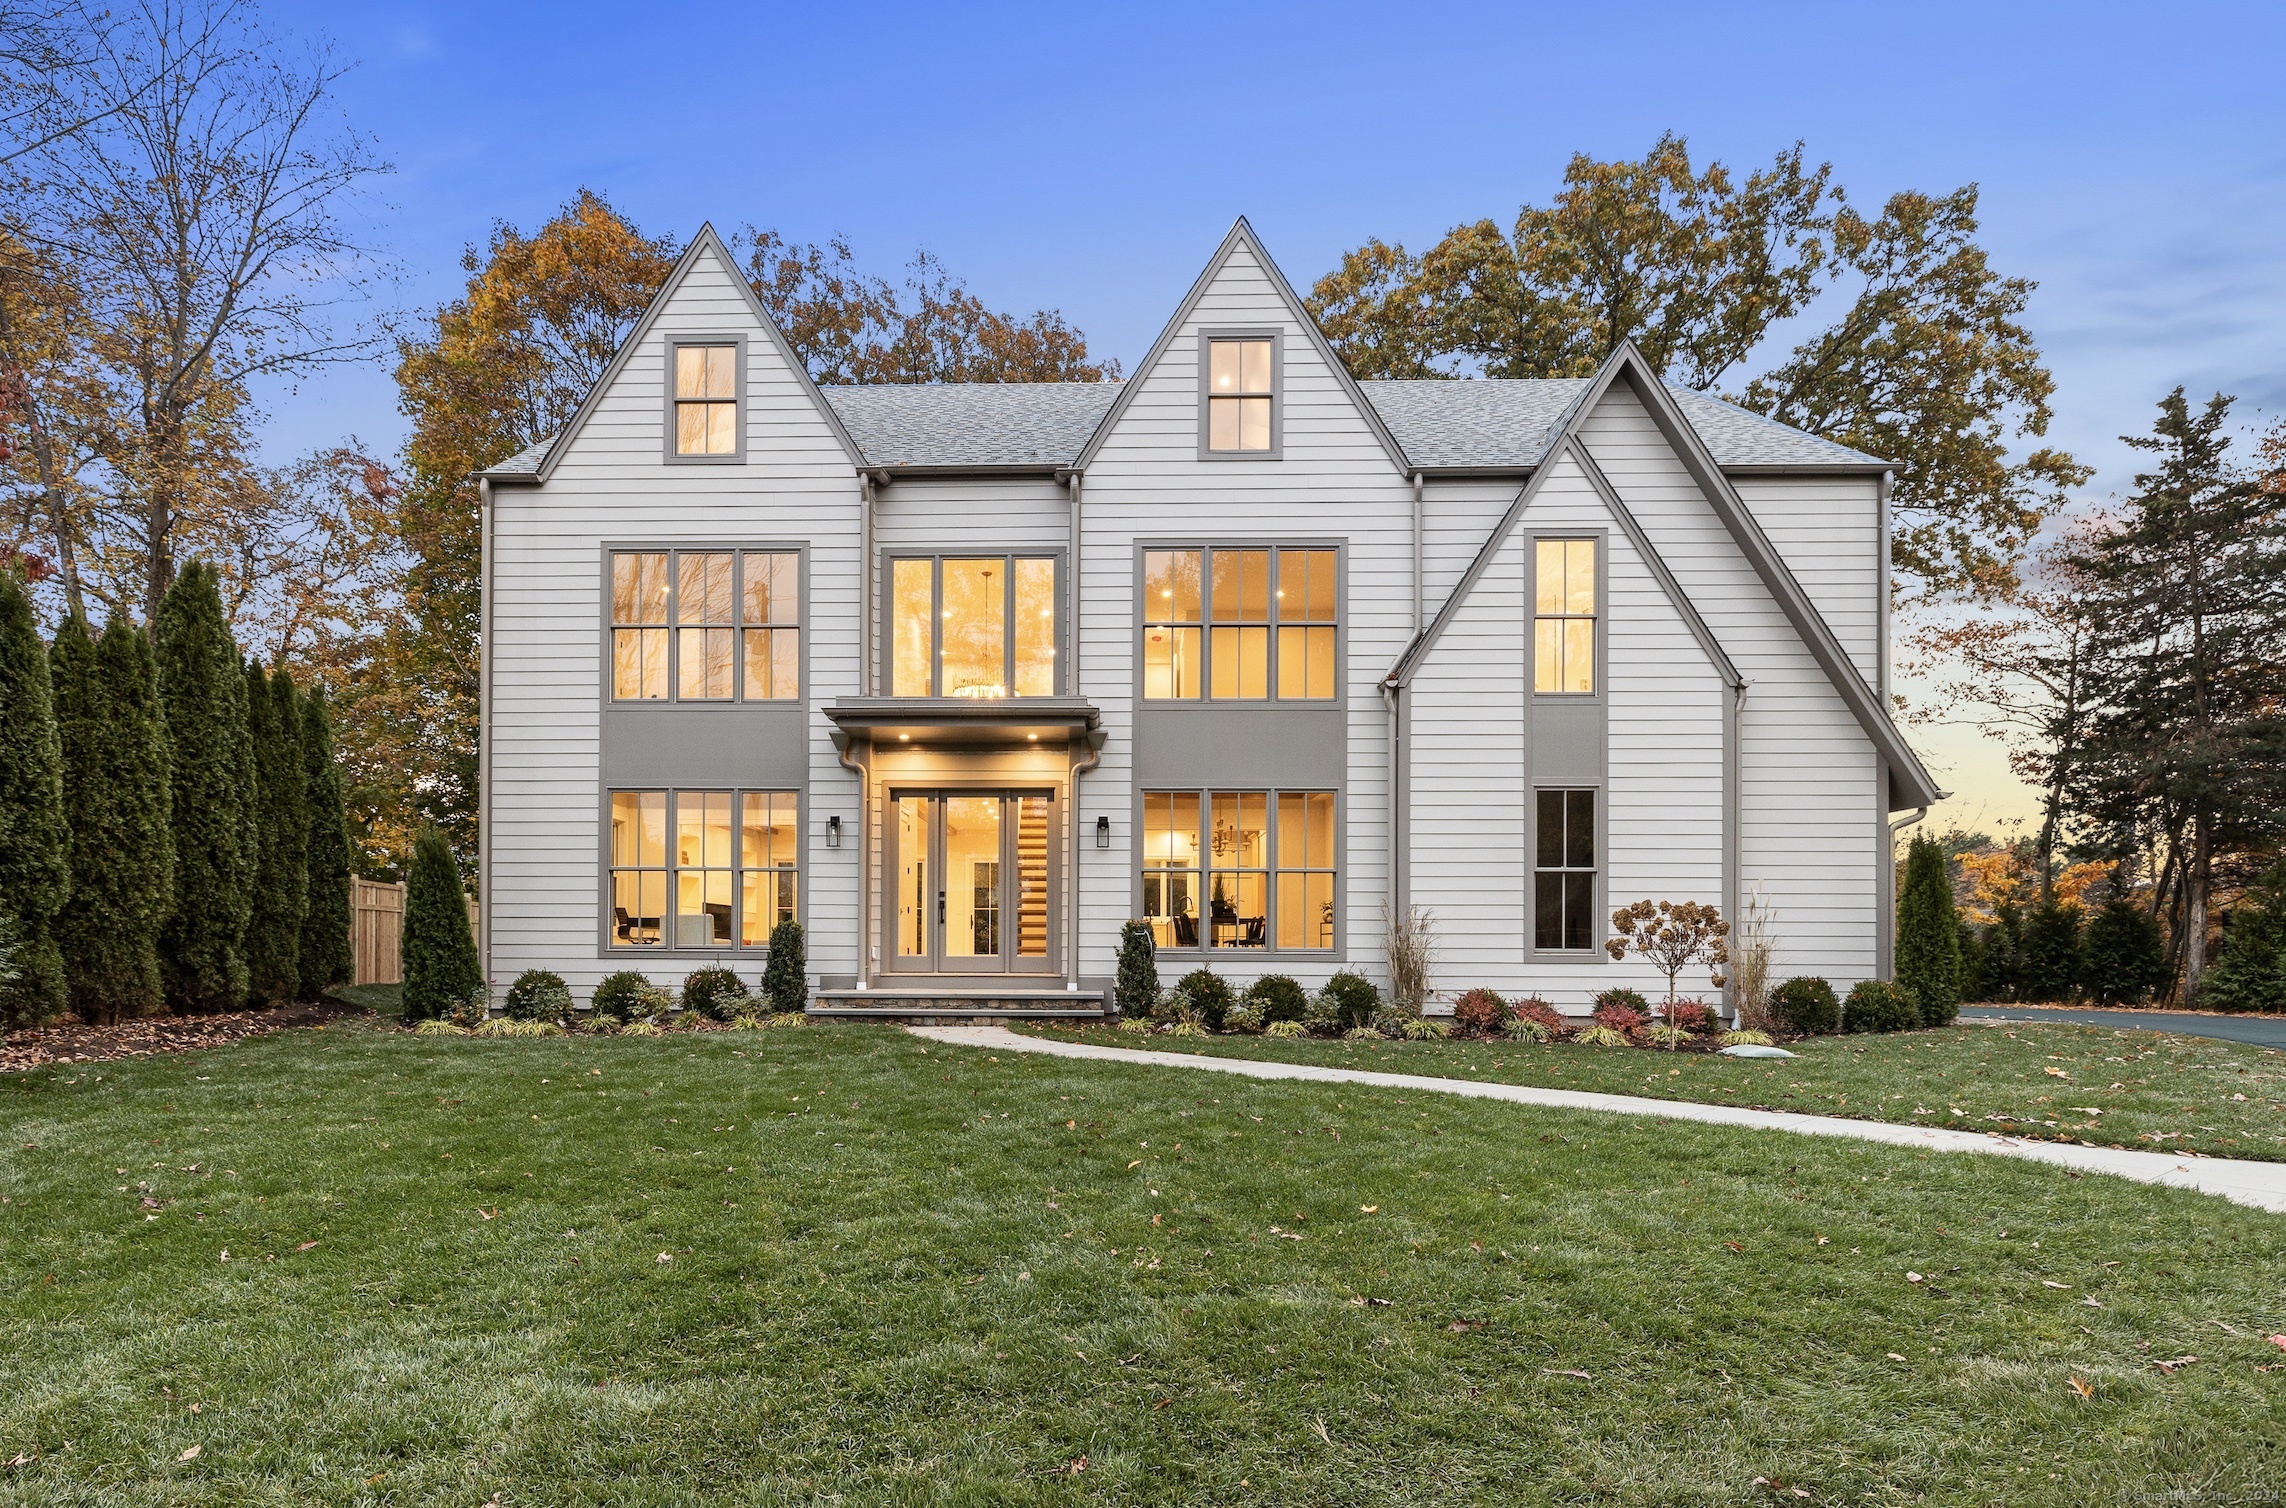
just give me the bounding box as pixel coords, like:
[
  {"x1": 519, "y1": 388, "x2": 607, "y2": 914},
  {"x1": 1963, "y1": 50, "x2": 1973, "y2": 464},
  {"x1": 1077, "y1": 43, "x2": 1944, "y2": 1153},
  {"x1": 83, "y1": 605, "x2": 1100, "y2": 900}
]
[
  {"x1": 890, "y1": 554, "x2": 1059, "y2": 699},
  {"x1": 610, "y1": 548, "x2": 799, "y2": 702},
  {"x1": 1142, "y1": 545, "x2": 1337, "y2": 701}
]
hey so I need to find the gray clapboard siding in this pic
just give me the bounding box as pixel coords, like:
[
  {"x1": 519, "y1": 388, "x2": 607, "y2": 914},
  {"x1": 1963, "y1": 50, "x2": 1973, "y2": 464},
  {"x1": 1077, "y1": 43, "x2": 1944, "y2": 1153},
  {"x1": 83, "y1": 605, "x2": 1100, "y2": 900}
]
[
  {"x1": 487, "y1": 237, "x2": 865, "y2": 998},
  {"x1": 1576, "y1": 383, "x2": 1877, "y2": 988},
  {"x1": 1733, "y1": 475, "x2": 1882, "y2": 689}
]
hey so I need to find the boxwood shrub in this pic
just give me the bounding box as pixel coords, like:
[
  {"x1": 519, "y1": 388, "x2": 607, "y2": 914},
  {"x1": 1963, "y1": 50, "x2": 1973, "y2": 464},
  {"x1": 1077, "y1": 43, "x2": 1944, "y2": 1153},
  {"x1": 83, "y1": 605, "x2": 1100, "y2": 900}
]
[
  {"x1": 1172, "y1": 967, "x2": 1234, "y2": 1031},
  {"x1": 1771, "y1": 976, "x2": 1840, "y2": 1035},
  {"x1": 1243, "y1": 973, "x2": 1308, "y2": 1024},
  {"x1": 681, "y1": 965, "x2": 749, "y2": 1022},
  {"x1": 502, "y1": 969, "x2": 571, "y2": 1023},
  {"x1": 1844, "y1": 978, "x2": 1921, "y2": 1034},
  {"x1": 1318, "y1": 970, "x2": 1380, "y2": 1032}
]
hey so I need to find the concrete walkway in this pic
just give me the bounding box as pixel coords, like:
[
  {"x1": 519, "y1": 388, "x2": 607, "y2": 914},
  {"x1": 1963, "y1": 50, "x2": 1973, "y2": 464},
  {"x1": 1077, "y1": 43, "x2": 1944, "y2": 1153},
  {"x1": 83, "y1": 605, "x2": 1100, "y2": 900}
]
[
  {"x1": 909, "y1": 1024, "x2": 2286, "y2": 1216},
  {"x1": 1962, "y1": 1005, "x2": 2286, "y2": 1051}
]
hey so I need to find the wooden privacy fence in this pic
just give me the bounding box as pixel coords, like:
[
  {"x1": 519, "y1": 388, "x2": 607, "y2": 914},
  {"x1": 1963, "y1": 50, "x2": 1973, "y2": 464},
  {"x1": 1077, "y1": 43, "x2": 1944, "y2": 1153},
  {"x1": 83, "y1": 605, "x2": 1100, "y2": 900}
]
[{"x1": 351, "y1": 877, "x2": 480, "y2": 986}]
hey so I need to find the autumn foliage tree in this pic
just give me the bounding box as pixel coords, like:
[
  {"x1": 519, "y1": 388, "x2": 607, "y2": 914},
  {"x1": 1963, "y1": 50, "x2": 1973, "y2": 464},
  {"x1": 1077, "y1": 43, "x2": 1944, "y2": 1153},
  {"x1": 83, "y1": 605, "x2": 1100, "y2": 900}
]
[{"x1": 1605, "y1": 898, "x2": 1730, "y2": 1040}]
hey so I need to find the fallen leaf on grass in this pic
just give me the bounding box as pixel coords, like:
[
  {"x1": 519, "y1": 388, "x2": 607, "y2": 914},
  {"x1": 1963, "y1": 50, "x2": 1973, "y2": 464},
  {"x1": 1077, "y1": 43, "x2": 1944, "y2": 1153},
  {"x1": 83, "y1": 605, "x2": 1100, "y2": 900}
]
[
  {"x1": 1066, "y1": 1456, "x2": 1087, "y2": 1475},
  {"x1": 476, "y1": 1208, "x2": 499, "y2": 1221},
  {"x1": 2152, "y1": 1356, "x2": 2200, "y2": 1374},
  {"x1": 1886, "y1": 1352, "x2": 1907, "y2": 1362},
  {"x1": 2268, "y1": 1335, "x2": 2286, "y2": 1350},
  {"x1": 1447, "y1": 1320, "x2": 1482, "y2": 1333},
  {"x1": 1724, "y1": 1241, "x2": 1744, "y2": 1253},
  {"x1": 2042, "y1": 1280, "x2": 2070, "y2": 1290},
  {"x1": 1541, "y1": 1368, "x2": 1591, "y2": 1380},
  {"x1": 655, "y1": 1253, "x2": 672, "y2": 1265},
  {"x1": 1905, "y1": 1272, "x2": 1922, "y2": 1284},
  {"x1": 2069, "y1": 1376, "x2": 2094, "y2": 1400},
  {"x1": 176, "y1": 1446, "x2": 200, "y2": 1461},
  {"x1": 1126, "y1": 1160, "x2": 1142, "y2": 1169},
  {"x1": 2080, "y1": 1298, "x2": 2104, "y2": 1309},
  {"x1": 1359, "y1": 1205, "x2": 1378, "y2": 1213},
  {"x1": 294, "y1": 1241, "x2": 318, "y2": 1252}
]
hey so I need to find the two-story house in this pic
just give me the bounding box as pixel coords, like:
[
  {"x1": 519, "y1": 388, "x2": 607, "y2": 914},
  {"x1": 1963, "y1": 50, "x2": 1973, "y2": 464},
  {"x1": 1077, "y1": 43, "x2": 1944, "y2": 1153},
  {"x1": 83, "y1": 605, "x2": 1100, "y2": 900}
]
[{"x1": 477, "y1": 218, "x2": 1942, "y2": 1017}]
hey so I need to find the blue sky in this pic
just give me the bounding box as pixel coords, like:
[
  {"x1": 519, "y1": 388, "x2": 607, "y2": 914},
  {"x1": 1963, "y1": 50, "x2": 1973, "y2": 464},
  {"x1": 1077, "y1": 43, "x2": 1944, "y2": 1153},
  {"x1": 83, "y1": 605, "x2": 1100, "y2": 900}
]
[{"x1": 259, "y1": 0, "x2": 2286, "y2": 830}]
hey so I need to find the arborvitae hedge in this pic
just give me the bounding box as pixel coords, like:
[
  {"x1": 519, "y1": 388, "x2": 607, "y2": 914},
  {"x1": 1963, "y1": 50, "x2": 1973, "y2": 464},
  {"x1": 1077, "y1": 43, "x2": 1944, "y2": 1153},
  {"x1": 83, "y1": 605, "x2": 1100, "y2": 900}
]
[
  {"x1": 401, "y1": 825, "x2": 481, "y2": 1021},
  {"x1": 2082, "y1": 893, "x2": 2169, "y2": 1006},
  {"x1": 2201, "y1": 863, "x2": 2286, "y2": 1014},
  {"x1": 0, "y1": 569, "x2": 69, "y2": 1026},
  {"x1": 243, "y1": 662, "x2": 308, "y2": 1004},
  {"x1": 156, "y1": 561, "x2": 255, "y2": 1011},
  {"x1": 1114, "y1": 920, "x2": 1158, "y2": 1018},
  {"x1": 1893, "y1": 833, "x2": 1962, "y2": 1025},
  {"x1": 761, "y1": 918, "x2": 806, "y2": 1013},
  {"x1": 297, "y1": 683, "x2": 354, "y2": 997},
  {"x1": 2016, "y1": 900, "x2": 2085, "y2": 1003},
  {"x1": 53, "y1": 615, "x2": 174, "y2": 1023}
]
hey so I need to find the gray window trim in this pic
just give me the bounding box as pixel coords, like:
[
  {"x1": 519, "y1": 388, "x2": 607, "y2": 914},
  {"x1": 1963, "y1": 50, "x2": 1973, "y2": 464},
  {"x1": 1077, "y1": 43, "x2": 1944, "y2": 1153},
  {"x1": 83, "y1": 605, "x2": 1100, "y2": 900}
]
[
  {"x1": 1526, "y1": 526, "x2": 1610, "y2": 705},
  {"x1": 876, "y1": 548, "x2": 1068, "y2": 699},
  {"x1": 1133, "y1": 785, "x2": 1344, "y2": 961},
  {"x1": 599, "y1": 542, "x2": 808, "y2": 710},
  {"x1": 1131, "y1": 539, "x2": 1346, "y2": 708},
  {"x1": 662, "y1": 335, "x2": 748, "y2": 465},
  {"x1": 596, "y1": 783, "x2": 806, "y2": 959},
  {"x1": 1525, "y1": 782, "x2": 1608, "y2": 963},
  {"x1": 1195, "y1": 327, "x2": 1283, "y2": 461}
]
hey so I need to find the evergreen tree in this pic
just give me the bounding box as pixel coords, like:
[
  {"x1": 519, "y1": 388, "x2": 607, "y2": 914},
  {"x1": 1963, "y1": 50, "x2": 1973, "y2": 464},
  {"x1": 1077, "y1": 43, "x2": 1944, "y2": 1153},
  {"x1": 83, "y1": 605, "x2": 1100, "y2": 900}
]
[
  {"x1": 760, "y1": 918, "x2": 806, "y2": 1013},
  {"x1": 1956, "y1": 919, "x2": 1987, "y2": 1004},
  {"x1": 243, "y1": 662, "x2": 307, "y2": 1003},
  {"x1": 155, "y1": 560, "x2": 256, "y2": 1011},
  {"x1": 0, "y1": 570, "x2": 69, "y2": 1025},
  {"x1": 1115, "y1": 920, "x2": 1158, "y2": 1019},
  {"x1": 52, "y1": 616, "x2": 174, "y2": 1023},
  {"x1": 2201, "y1": 863, "x2": 2286, "y2": 1014},
  {"x1": 1978, "y1": 901, "x2": 2024, "y2": 1001},
  {"x1": 2081, "y1": 893, "x2": 2170, "y2": 1006},
  {"x1": 297, "y1": 684, "x2": 354, "y2": 997},
  {"x1": 1893, "y1": 832, "x2": 1962, "y2": 1025},
  {"x1": 2015, "y1": 900, "x2": 2085, "y2": 1002},
  {"x1": 401, "y1": 825, "x2": 480, "y2": 1021}
]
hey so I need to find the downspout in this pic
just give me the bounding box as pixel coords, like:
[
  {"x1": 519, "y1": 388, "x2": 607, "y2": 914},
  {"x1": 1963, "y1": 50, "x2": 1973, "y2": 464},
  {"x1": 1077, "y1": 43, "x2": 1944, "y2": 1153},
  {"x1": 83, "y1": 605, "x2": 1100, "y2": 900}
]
[
  {"x1": 477, "y1": 476, "x2": 494, "y2": 995},
  {"x1": 835, "y1": 731, "x2": 871, "y2": 989},
  {"x1": 1382, "y1": 678, "x2": 1403, "y2": 922},
  {"x1": 1410, "y1": 471, "x2": 1424, "y2": 636},
  {"x1": 859, "y1": 471, "x2": 881, "y2": 695},
  {"x1": 1068, "y1": 728, "x2": 1104, "y2": 993},
  {"x1": 1066, "y1": 472, "x2": 1082, "y2": 701},
  {"x1": 1880, "y1": 799, "x2": 1928, "y2": 981}
]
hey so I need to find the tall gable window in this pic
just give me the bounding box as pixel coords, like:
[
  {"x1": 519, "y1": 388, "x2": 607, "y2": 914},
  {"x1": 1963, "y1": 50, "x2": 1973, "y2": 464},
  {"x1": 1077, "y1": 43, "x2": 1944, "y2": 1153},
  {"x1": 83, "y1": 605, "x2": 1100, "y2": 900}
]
[
  {"x1": 611, "y1": 549, "x2": 801, "y2": 702},
  {"x1": 1203, "y1": 335, "x2": 1275, "y2": 454},
  {"x1": 669, "y1": 339, "x2": 741, "y2": 459},
  {"x1": 1533, "y1": 538, "x2": 1597, "y2": 695}
]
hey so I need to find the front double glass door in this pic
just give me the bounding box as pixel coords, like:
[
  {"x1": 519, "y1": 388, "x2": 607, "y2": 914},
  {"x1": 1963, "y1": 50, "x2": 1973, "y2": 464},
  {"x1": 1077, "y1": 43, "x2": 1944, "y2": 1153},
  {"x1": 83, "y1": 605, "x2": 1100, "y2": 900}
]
[{"x1": 889, "y1": 791, "x2": 1055, "y2": 973}]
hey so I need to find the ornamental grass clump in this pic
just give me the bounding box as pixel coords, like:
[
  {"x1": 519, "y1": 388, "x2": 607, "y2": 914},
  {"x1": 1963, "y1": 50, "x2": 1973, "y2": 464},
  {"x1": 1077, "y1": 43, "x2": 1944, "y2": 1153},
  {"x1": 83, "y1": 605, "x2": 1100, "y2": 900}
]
[
  {"x1": 680, "y1": 965, "x2": 748, "y2": 1022},
  {"x1": 1264, "y1": 1019, "x2": 1309, "y2": 1039},
  {"x1": 1573, "y1": 1024, "x2": 1630, "y2": 1047},
  {"x1": 503, "y1": 969, "x2": 572, "y2": 1023},
  {"x1": 1451, "y1": 987, "x2": 1511, "y2": 1037}
]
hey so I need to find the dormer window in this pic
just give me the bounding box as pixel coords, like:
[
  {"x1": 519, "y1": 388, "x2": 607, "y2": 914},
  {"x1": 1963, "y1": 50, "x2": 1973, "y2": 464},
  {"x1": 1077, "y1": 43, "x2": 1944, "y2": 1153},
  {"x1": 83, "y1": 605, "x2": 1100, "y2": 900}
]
[
  {"x1": 1203, "y1": 334, "x2": 1275, "y2": 454},
  {"x1": 668, "y1": 339, "x2": 741, "y2": 460}
]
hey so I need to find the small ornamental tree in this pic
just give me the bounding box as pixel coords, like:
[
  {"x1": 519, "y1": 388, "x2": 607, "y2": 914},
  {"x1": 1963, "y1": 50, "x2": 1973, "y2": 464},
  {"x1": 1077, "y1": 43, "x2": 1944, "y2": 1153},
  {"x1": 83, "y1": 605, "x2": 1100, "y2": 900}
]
[
  {"x1": 1893, "y1": 833, "x2": 1962, "y2": 1025},
  {"x1": 156, "y1": 561, "x2": 256, "y2": 1012},
  {"x1": 401, "y1": 825, "x2": 482, "y2": 1021},
  {"x1": 0, "y1": 569, "x2": 69, "y2": 1026},
  {"x1": 761, "y1": 918, "x2": 806, "y2": 1012},
  {"x1": 243, "y1": 662, "x2": 308, "y2": 1004},
  {"x1": 297, "y1": 684, "x2": 354, "y2": 997},
  {"x1": 1605, "y1": 899, "x2": 1731, "y2": 1047},
  {"x1": 2080, "y1": 892, "x2": 2168, "y2": 1006},
  {"x1": 1115, "y1": 920, "x2": 1159, "y2": 1019},
  {"x1": 53, "y1": 615, "x2": 174, "y2": 1023}
]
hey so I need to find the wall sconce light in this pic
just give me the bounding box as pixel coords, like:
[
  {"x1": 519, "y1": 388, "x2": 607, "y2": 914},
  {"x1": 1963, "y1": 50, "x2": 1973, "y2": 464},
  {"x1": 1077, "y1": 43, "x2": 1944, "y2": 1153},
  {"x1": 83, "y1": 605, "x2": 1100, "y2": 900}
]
[
  {"x1": 1095, "y1": 815, "x2": 1110, "y2": 849},
  {"x1": 826, "y1": 815, "x2": 842, "y2": 849}
]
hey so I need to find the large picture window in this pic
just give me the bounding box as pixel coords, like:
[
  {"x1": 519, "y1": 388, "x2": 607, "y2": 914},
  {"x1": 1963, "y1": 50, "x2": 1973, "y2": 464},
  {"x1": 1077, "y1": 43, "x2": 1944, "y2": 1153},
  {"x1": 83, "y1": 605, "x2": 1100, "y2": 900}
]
[
  {"x1": 610, "y1": 549, "x2": 800, "y2": 703},
  {"x1": 609, "y1": 788, "x2": 798, "y2": 949},
  {"x1": 888, "y1": 554, "x2": 1058, "y2": 698},
  {"x1": 1534, "y1": 538, "x2": 1597, "y2": 695},
  {"x1": 1142, "y1": 546, "x2": 1336, "y2": 702},
  {"x1": 1533, "y1": 788, "x2": 1597, "y2": 952},
  {"x1": 1141, "y1": 789, "x2": 1336, "y2": 952}
]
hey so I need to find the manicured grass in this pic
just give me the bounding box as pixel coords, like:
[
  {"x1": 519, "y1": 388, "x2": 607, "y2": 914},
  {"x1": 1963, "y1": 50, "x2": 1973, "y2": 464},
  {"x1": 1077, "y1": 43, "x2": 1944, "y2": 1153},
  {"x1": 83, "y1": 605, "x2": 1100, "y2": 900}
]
[
  {"x1": 4, "y1": 1020, "x2": 2283, "y2": 1505},
  {"x1": 1033, "y1": 1021, "x2": 2286, "y2": 1162},
  {"x1": 323, "y1": 982, "x2": 404, "y2": 1018}
]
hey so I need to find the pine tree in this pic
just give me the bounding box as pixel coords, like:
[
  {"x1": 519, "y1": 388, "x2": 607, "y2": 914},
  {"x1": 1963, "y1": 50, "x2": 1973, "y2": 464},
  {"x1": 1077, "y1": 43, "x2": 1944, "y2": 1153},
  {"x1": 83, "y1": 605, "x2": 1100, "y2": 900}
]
[
  {"x1": 243, "y1": 662, "x2": 307, "y2": 1004},
  {"x1": 1893, "y1": 832, "x2": 1962, "y2": 1025},
  {"x1": 52, "y1": 615, "x2": 174, "y2": 1023},
  {"x1": 0, "y1": 570, "x2": 69, "y2": 1026},
  {"x1": 297, "y1": 683, "x2": 354, "y2": 997},
  {"x1": 2015, "y1": 900, "x2": 2085, "y2": 1002},
  {"x1": 155, "y1": 560, "x2": 256, "y2": 1011},
  {"x1": 2201, "y1": 863, "x2": 2286, "y2": 1013},
  {"x1": 401, "y1": 825, "x2": 480, "y2": 1021},
  {"x1": 2081, "y1": 893, "x2": 2169, "y2": 1006},
  {"x1": 1979, "y1": 901, "x2": 2024, "y2": 1001}
]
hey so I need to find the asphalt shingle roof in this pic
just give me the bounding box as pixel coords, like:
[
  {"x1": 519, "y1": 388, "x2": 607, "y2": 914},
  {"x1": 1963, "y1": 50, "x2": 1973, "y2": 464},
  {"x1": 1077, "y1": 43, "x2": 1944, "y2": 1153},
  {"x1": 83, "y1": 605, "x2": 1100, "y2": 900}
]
[{"x1": 485, "y1": 376, "x2": 1884, "y2": 477}]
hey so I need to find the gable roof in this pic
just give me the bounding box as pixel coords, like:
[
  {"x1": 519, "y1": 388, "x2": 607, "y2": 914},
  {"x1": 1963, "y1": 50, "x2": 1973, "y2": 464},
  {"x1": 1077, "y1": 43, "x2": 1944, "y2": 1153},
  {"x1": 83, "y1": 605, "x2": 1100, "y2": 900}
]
[
  {"x1": 1070, "y1": 216, "x2": 1412, "y2": 474},
  {"x1": 480, "y1": 222, "x2": 865, "y2": 484},
  {"x1": 823, "y1": 382, "x2": 1121, "y2": 471},
  {"x1": 1392, "y1": 341, "x2": 1942, "y2": 810}
]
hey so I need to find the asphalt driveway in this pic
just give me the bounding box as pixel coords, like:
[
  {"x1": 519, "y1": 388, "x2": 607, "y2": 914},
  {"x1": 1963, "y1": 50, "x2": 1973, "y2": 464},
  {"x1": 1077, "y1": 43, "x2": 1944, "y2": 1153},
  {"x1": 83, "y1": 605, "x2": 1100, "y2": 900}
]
[{"x1": 1962, "y1": 1006, "x2": 2286, "y2": 1051}]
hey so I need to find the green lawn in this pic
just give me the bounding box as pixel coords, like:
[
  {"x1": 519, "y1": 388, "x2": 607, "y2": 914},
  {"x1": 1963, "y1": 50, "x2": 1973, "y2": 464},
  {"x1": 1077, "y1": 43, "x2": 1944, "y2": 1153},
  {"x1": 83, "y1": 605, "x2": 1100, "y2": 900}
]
[
  {"x1": 4, "y1": 1021, "x2": 2283, "y2": 1505},
  {"x1": 1031, "y1": 1021, "x2": 2286, "y2": 1162}
]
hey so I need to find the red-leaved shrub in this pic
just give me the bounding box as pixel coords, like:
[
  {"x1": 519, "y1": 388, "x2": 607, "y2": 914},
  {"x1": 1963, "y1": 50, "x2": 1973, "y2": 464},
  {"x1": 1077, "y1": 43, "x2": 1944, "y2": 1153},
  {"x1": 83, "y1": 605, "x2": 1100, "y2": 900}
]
[
  {"x1": 1662, "y1": 999, "x2": 1719, "y2": 1034},
  {"x1": 1451, "y1": 988, "x2": 1510, "y2": 1036},
  {"x1": 1513, "y1": 996, "x2": 1567, "y2": 1036},
  {"x1": 1591, "y1": 999, "x2": 1647, "y2": 1034}
]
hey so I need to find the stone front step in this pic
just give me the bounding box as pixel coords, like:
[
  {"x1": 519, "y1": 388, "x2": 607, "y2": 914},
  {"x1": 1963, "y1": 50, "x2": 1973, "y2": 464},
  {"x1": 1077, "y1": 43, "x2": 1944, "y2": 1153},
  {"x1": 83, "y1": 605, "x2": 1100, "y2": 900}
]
[{"x1": 810, "y1": 986, "x2": 1108, "y2": 1023}]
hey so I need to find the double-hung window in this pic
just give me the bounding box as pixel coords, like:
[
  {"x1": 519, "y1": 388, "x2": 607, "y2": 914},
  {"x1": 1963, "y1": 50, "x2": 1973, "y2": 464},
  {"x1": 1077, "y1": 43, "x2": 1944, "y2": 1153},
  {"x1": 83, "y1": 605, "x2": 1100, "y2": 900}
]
[
  {"x1": 610, "y1": 549, "x2": 801, "y2": 702},
  {"x1": 1533, "y1": 789, "x2": 1597, "y2": 952},
  {"x1": 889, "y1": 554, "x2": 1058, "y2": 698},
  {"x1": 1140, "y1": 789, "x2": 1336, "y2": 951},
  {"x1": 609, "y1": 788, "x2": 797, "y2": 949},
  {"x1": 1534, "y1": 538, "x2": 1597, "y2": 694},
  {"x1": 670, "y1": 341, "x2": 740, "y2": 458},
  {"x1": 1205, "y1": 336, "x2": 1273, "y2": 453},
  {"x1": 1142, "y1": 546, "x2": 1337, "y2": 701}
]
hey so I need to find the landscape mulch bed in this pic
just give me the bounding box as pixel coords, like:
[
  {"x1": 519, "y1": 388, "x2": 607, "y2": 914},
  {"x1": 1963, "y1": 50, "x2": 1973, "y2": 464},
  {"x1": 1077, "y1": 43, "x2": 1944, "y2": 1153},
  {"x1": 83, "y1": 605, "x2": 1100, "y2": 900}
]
[{"x1": 0, "y1": 1000, "x2": 363, "y2": 1074}]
